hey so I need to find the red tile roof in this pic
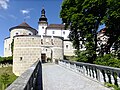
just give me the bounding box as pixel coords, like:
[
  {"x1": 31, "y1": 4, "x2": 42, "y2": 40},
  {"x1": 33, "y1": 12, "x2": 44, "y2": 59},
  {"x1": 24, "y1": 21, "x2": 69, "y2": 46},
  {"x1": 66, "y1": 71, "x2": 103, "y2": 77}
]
[
  {"x1": 47, "y1": 24, "x2": 65, "y2": 29},
  {"x1": 9, "y1": 22, "x2": 38, "y2": 34},
  {"x1": 18, "y1": 22, "x2": 31, "y2": 27}
]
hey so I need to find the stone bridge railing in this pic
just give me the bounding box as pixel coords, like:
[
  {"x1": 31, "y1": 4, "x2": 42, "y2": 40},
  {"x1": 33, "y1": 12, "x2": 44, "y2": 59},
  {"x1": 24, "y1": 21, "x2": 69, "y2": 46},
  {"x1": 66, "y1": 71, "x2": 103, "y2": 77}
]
[
  {"x1": 6, "y1": 60, "x2": 42, "y2": 90},
  {"x1": 59, "y1": 60, "x2": 120, "y2": 87}
]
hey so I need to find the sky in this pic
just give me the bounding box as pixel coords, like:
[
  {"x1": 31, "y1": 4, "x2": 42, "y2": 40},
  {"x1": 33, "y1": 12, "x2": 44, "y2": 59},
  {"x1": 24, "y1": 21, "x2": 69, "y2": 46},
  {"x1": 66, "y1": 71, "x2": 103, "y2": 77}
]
[{"x1": 0, "y1": 0, "x2": 63, "y2": 56}]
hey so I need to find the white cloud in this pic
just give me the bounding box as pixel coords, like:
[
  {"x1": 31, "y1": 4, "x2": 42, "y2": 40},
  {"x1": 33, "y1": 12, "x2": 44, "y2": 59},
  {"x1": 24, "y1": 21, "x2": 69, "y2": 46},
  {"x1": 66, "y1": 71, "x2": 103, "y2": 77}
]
[
  {"x1": 0, "y1": 0, "x2": 9, "y2": 10},
  {"x1": 20, "y1": 9, "x2": 30, "y2": 15},
  {"x1": 20, "y1": 9, "x2": 32, "y2": 20}
]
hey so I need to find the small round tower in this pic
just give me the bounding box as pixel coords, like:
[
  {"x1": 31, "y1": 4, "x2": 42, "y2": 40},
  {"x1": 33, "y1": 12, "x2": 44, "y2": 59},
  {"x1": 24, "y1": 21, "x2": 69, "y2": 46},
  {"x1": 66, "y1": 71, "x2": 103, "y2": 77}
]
[{"x1": 9, "y1": 22, "x2": 38, "y2": 38}]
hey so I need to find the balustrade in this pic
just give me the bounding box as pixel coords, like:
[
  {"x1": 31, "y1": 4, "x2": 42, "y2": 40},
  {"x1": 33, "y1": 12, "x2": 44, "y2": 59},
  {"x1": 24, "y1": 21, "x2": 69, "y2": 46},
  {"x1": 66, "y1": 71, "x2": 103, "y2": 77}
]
[{"x1": 59, "y1": 60, "x2": 120, "y2": 87}]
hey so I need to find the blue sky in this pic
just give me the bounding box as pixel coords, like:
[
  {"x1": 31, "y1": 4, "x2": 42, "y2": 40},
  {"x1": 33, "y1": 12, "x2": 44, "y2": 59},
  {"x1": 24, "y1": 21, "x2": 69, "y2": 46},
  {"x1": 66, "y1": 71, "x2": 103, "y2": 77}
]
[{"x1": 0, "y1": 0, "x2": 63, "y2": 56}]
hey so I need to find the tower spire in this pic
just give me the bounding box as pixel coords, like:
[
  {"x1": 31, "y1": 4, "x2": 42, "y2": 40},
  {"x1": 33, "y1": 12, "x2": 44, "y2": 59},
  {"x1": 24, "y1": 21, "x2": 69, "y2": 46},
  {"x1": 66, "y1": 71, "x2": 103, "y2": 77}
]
[
  {"x1": 38, "y1": 7, "x2": 48, "y2": 35},
  {"x1": 39, "y1": 7, "x2": 47, "y2": 22}
]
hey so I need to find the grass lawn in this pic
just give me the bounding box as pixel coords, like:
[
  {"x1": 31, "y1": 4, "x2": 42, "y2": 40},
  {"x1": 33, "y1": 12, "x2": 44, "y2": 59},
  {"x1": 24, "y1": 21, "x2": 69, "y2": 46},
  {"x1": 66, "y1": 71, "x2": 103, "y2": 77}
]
[{"x1": 0, "y1": 67, "x2": 18, "y2": 90}]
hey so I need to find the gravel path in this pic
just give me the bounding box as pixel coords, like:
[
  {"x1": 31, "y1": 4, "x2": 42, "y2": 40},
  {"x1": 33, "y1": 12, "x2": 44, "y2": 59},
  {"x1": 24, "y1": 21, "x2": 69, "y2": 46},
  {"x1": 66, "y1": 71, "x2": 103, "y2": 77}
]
[{"x1": 42, "y1": 63, "x2": 110, "y2": 90}]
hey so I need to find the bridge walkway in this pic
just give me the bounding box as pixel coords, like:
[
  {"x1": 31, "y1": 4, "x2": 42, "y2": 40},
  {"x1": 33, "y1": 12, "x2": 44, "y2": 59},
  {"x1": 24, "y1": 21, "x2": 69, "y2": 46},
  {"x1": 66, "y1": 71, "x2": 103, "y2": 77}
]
[{"x1": 42, "y1": 63, "x2": 110, "y2": 90}]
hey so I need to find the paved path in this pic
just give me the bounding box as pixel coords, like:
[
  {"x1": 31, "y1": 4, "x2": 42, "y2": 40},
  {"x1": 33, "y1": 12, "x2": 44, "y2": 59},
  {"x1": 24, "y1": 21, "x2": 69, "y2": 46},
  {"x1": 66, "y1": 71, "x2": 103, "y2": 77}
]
[{"x1": 42, "y1": 63, "x2": 110, "y2": 90}]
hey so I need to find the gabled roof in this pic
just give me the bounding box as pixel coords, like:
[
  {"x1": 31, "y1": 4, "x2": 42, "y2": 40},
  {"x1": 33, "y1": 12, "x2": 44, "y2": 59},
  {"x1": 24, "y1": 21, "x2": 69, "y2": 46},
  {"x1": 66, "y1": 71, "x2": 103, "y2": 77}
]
[
  {"x1": 47, "y1": 24, "x2": 65, "y2": 29},
  {"x1": 9, "y1": 22, "x2": 38, "y2": 34}
]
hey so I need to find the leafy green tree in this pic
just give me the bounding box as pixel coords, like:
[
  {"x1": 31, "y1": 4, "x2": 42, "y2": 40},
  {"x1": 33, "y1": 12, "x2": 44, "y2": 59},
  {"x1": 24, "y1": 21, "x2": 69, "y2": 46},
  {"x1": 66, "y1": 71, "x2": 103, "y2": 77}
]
[
  {"x1": 60, "y1": 0, "x2": 108, "y2": 63},
  {"x1": 75, "y1": 50, "x2": 88, "y2": 62},
  {"x1": 104, "y1": 0, "x2": 120, "y2": 54},
  {"x1": 60, "y1": 0, "x2": 120, "y2": 62}
]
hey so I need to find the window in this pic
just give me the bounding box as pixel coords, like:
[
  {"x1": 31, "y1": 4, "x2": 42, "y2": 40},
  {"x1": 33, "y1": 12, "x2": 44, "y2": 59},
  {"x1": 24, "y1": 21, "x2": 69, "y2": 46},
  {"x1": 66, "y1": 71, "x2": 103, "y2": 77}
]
[
  {"x1": 42, "y1": 27, "x2": 44, "y2": 29},
  {"x1": 63, "y1": 31, "x2": 65, "y2": 35},
  {"x1": 23, "y1": 33, "x2": 26, "y2": 35},
  {"x1": 16, "y1": 33, "x2": 18, "y2": 35},
  {"x1": 9, "y1": 44, "x2": 10, "y2": 50},
  {"x1": 52, "y1": 31, "x2": 55, "y2": 34},
  {"x1": 20, "y1": 57, "x2": 22, "y2": 61},
  {"x1": 66, "y1": 45, "x2": 68, "y2": 49},
  {"x1": 51, "y1": 39, "x2": 54, "y2": 45},
  {"x1": 41, "y1": 39, "x2": 43, "y2": 44},
  {"x1": 29, "y1": 33, "x2": 32, "y2": 35}
]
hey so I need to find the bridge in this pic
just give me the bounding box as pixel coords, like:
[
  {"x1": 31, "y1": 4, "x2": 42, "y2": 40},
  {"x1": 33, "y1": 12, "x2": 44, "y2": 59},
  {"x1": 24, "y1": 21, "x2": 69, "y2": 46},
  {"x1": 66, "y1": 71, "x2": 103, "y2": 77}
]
[{"x1": 6, "y1": 60, "x2": 120, "y2": 90}]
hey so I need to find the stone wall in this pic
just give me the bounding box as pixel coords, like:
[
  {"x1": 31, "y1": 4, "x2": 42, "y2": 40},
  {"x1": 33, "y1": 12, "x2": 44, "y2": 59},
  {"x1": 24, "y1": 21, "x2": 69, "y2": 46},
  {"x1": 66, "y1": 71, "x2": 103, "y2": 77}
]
[{"x1": 13, "y1": 35, "x2": 63, "y2": 76}]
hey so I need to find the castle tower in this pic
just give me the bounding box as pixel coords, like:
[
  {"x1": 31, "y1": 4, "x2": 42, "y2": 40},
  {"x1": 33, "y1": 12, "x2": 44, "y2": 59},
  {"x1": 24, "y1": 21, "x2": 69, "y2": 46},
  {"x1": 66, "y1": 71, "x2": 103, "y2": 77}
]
[{"x1": 38, "y1": 8, "x2": 48, "y2": 35}]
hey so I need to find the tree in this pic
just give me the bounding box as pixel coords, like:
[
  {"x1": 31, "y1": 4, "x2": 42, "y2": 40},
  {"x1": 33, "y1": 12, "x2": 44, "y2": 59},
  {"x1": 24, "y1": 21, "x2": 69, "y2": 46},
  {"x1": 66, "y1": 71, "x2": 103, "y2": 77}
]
[
  {"x1": 104, "y1": 0, "x2": 120, "y2": 54},
  {"x1": 60, "y1": 0, "x2": 120, "y2": 63},
  {"x1": 1, "y1": 72, "x2": 10, "y2": 89},
  {"x1": 60, "y1": 0, "x2": 108, "y2": 63}
]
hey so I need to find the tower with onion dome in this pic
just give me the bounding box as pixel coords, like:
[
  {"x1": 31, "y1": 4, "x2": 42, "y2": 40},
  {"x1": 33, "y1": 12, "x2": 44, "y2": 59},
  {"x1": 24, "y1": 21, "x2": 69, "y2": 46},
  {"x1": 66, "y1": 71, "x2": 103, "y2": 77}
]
[{"x1": 38, "y1": 7, "x2": 48, "y2": 35}]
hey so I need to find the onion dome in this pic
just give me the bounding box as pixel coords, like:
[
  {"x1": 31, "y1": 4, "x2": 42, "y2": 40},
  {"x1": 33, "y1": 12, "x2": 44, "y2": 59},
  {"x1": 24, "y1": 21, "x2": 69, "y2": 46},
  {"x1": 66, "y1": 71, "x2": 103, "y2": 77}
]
[{"x1": 39, "y1": 8, "x2": 47, "y2": 22}]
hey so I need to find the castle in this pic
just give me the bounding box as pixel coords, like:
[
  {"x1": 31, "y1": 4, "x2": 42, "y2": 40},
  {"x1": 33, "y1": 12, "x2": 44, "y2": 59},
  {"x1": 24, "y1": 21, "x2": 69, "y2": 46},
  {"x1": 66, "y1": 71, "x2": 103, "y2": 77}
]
[{"x1": 4, "y1": 8, "x2": 75, "y2": 76}]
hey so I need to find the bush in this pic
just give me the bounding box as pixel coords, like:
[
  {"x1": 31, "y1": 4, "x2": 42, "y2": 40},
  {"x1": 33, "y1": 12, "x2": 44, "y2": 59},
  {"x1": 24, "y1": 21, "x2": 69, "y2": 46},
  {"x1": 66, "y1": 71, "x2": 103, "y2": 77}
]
[
  {"x1": 105, "y1": 82, "x2": 120, "y2": 90},
  {"x1": 0, "y1": 67, "x2": 18, "y2": 90},
  {"x1": 75, "y1": 51, "x2": 88, "y2": 63},
  {"x1": 64, "y1": 55, "x2": 76, "y2": 61},
  {"x1": 94, "y1": 54, "x2": 120, "y2": 68},
  {"x1": 1, "y1": 72, "x2": 10, "y2": 89},
  {"x1": 0, "y1": 56, "x2": 13, "y2": 64}
]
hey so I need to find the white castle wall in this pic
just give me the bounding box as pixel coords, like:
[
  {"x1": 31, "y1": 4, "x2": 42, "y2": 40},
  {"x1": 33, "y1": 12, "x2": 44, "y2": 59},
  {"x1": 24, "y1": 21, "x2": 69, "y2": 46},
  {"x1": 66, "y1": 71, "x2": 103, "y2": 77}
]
[{"x1": 4, "y1": 38, "x2": 12, "y2": 57}]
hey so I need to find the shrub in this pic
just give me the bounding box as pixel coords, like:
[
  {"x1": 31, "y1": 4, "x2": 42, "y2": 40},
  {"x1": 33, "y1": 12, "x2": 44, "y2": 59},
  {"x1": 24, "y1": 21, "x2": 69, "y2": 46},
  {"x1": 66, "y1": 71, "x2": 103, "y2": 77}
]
[
  {"x1": 94, "y1": 54, "x2": 120, "y2": 68},
  {"x1": 0, "y1": 56, "x2": 13, "y2": 64},
  {"x1": 75, "y1": 50, "x2": 88, "y2": 63},
  {"x1": 64, "y1": 55, "x2": 76, "y2": 61},
  {"x1": 1, "y1": 71, "x2": 10, "y2": 89}
]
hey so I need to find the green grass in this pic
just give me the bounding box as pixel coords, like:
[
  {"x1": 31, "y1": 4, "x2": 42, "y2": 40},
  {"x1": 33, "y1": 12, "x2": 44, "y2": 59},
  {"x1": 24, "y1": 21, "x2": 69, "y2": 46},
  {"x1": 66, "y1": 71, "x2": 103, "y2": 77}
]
[
  {"x1": 0, "y1": 67, "x2": 18, "y2": 90},
  {"x1": 105, "y1": 82, "x2": 120, "y2": 90}
]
